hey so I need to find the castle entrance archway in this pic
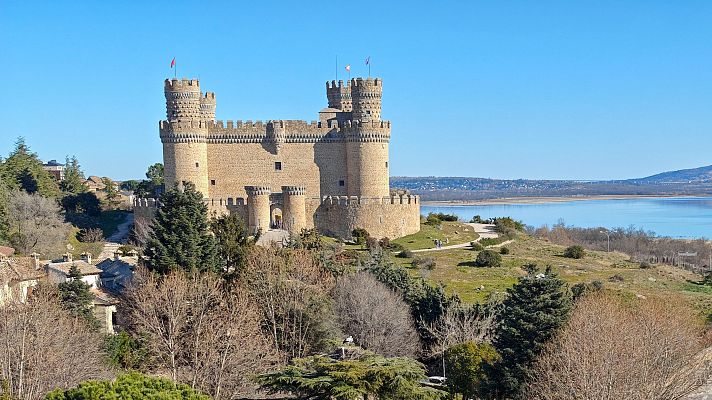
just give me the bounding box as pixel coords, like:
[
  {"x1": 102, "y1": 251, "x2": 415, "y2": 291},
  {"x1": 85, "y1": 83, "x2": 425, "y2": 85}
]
[{"x1": 270, "y1": 205, "x2": 283, "y2": 229}]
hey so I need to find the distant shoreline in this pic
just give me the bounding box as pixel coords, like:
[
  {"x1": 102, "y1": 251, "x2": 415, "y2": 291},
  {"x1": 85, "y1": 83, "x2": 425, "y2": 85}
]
[{"x1": 422, "y1": 194, "x2": 712, "y2": 206}]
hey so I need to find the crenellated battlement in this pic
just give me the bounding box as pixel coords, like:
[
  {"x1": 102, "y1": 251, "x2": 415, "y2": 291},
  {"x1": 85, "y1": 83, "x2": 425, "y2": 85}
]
[
  {"x1": 282, "y1": 185, "x2": 306, "y2": 196},
  {"x1": 320, "y1": 194, "x2": 419, "y2": 206},
  {"x1": 245, "y1": 186, "x2": 272, "y2": 196},
  {"x1": 164, "y1": 78, "x2": 200, "y2": 90},
  {"x1": 351, "y1": 77, "x2": 382, "y2": 88}
]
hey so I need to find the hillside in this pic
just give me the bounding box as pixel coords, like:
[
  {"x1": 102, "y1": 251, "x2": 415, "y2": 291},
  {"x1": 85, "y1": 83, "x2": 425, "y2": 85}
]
[{"x1": 392, "y1": 164, "x2": 712, "y2": 201}]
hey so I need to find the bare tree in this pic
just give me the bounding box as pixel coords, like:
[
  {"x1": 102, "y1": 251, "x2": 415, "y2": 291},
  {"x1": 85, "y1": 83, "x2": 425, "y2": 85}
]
[
  {"x1": 0, "y1": 287, "x2": 109, "y2": 400},
  {"x1": 333, "y1": 272, "x2": 421, "y2": 358},
  {"x1": 241, "y1": 246, "x2": 335, "y2": 360},
  {"x1": 6, "y1": 190, "x2": 69, "y2": 256},
  {"x1": 128, "y1": 216, "x2": 153, "y2": 248},
  {"x1": 123, "y1": 267, "x2": 278, "y2": 399},
  {"x1": 525, "y1": 293, "x2": 712, "y2": 400}
]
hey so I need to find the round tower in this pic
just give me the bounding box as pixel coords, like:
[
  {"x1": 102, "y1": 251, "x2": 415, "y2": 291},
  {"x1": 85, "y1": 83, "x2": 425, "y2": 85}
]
[
  {"x1": 161, "y1": 79, "x2": 209, "y2": 196},
  {"x1": 282, "y1": 186, "x2": 306, "y2": 234},
  {"x1": 351, "y1": 78, "x2": 382, "y2": 121},
  {"x1": 200, "y1": 92, "x2": 216, "y2": 121},
  {"x1": 326, "y1": 80, "x2": 352, "y2": 111},
  {"x1": 346, "y1": 78, "x2": 390, "y2": 198},
  {"x1": 246, "y1": 186, "x2": 272, "y2": 234}
]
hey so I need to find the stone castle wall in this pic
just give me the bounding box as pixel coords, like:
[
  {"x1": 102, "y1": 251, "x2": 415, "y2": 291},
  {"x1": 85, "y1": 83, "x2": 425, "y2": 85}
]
[{"x1": 147, "y1": 77, "x2": 420, "y2": 239}]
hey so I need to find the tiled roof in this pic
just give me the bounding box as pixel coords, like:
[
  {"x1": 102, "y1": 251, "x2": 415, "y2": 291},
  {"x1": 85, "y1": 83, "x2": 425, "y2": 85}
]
[
  {"x1": 0, "y1": 257, "x2": 44, "y2": 283},
  {"x1": 0, "y1": 246, "x2": 15, "y2": 258},
  {"x1": 46, "y1": 260, "x2": 101, "y2": 276}
]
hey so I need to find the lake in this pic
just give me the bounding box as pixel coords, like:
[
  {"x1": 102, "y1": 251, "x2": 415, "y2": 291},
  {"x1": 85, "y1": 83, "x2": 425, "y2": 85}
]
[{"x1": 421, "y1": 196, "x2": 712, "y2": 239}]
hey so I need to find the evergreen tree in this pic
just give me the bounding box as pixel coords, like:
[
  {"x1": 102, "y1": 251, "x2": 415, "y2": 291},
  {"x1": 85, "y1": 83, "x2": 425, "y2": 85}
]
[
  {"x1": 257, "y1": 352, "x2": 446, "y2": 400},
  {"x1": 144, "y1": 182, "x2": 218, "y2": 274},
  {"x1": 0, "y1": 137, "x2": 59, "y2": 197},
  {"x1": 102, "y1": 177, "x2": 120, "y2": 208},
  {"x1": 211, "y1": 212, "x2": 250, "y2": 276},
  {"x1": 58, "y1": 264, "x2": 97, "y2": 325},
  {"x1": 483, "y1": 264, "x2": 571, "y2": 398},
  {"x1": 0, "y1": 180, "x2": 8, "y2": 242},
  {"x1": 46, "y1": 372, "x2": 210, "y2": 400},
  {"x1": 445, "y1": 342, "x2": 500, "y2": 400},
  {"x1": 60, "y1": 155, "x2": 87, "y2": 194}
]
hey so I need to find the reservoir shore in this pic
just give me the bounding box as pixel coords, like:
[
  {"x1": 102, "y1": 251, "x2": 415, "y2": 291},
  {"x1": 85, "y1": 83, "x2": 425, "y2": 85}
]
[{"x1": 422, "y1": 194, "x2": 712, "y2": 206}]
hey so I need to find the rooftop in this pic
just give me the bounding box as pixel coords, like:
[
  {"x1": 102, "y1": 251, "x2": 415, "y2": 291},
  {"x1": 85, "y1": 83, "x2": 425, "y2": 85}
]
[
  {"x1": 46, "y1": 260, "x2": 101, "y2": 276},
  {"x1": 0, "y1": 257, "x2": 44, "y2": 283}
]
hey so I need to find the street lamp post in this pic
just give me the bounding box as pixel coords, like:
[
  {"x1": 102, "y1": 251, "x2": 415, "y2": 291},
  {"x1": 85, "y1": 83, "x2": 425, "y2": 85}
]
[{"x1": 600, "y1": 230, "x2": 611, "y2": 252}]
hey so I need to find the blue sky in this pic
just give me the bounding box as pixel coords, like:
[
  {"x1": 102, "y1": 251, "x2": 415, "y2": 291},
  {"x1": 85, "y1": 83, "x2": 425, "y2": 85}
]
[{"x1": 1, "y1": 1, "x2": 711, "y2": 181}]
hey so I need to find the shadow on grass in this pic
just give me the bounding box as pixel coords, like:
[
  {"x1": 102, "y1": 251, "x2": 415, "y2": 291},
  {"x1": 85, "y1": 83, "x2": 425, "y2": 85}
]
[{"x1": 457, "y1": 261, "x2": 480, "y2": 267}]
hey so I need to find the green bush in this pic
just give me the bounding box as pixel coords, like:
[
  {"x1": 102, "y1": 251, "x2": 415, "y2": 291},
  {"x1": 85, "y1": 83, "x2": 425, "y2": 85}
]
[
  {"x1": 412, "y1": 257, "x2": 436, "y2": 270},
  {"x1": 563, "y1": 245, "x2": 585, "y2": 259},
  {"x1": 471, "y1": 242, "x2": 484, "y2": 251},
  {"x1": 389, "y1": 242, "x2": 407, "y2": 253},
  {"x1": 352, "y1": 228, "x2": 370, "y2": 245},
  {"x1": 499, "y1": 247, "x2": 510, "y2": 255},
  {"x1": 475, "y1": 250, "x2": 502, "y2": 268},
  {"x1": 445, "y1": 342, "x2": 500, "y2": 399},
  {"x1": 45, "y1": 372, "x2": 210, "y2": 400},
  {"x1": 397, "y1": 249, "x2": 415, "y2": 258},
  {"x1": 479, "y1": 237, "x2": 510, "y2": 247}
]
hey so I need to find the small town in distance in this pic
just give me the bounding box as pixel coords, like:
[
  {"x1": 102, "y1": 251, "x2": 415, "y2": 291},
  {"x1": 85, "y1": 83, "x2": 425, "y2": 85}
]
[{"x1": 2, "y1": 2, "x2": 712, "y2": 400}]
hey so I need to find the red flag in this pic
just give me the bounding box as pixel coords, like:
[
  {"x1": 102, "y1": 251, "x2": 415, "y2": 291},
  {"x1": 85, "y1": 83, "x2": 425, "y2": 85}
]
[
  {"x1": 345, "y1": 64, "x2": 351, "y2": 72},
  {"x1": 170, "y1": 58, "x2": 176, "y2": 68}
]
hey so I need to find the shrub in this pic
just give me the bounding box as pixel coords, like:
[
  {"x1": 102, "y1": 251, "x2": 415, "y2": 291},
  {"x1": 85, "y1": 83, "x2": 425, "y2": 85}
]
[
  {"x1": 479, "y1": 237, "x2": 510, "y2": 247},
  {"x1": 365, "y1": 236, "x2": 380, "y2": 251},
  {"x1": 425, "y1": 214, "x2": 441, "y2": 226},
  {"x1": 389, "y1": 242, "x2": 407, "y2": 253},
  {"x1": 412, "y1": 257, "x2": 436, "y2": 270},
  {"x1": 571, "y1": 280, "x2": 604, "y2": 301},
  {"x1": 352, "y1": 228, "x2": 370, "y2": 245},
  {"x1": 493, "y1": 217, "x2": 524, "y2": 234},
  {"x1": 609, "y1": 274, "x2": 624, "y2": 282},
  {"x1": 379, "y1": 237, "x2": 391, "y2": 249},
  {"x1": 77, "y1": 227, "x2": 104, "y2": 243},
  {"x1": 639, "y1": 261, "x2": 653, "y2": 269},
  {"x1": 475, "y1": 250, "x2": 502, "y2": 268},
  {"x1": 397, "y1": 249, "x2": 415, "y2": 258},
  {"x1": 445, "y1": 342, "x2": 500, "y2": 399},
  {"x1": 471, "y1": 242, "x2": 484, "y2": 251},
  {"x1": 499, "y1": 247, "x2": 510, "y2": 255},
  {"x1": 46, "y1": 372, "x2": 210, "y2": 400},
  {"x1": 564, "y1": 245, "x2": 585, "y2": 259},
  {"x1": 470, "y1": 215, "x2": 490, "y2": 224}
]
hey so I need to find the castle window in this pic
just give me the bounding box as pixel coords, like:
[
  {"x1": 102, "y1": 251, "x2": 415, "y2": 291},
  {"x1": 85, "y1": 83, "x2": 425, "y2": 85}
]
[
  {"x1": 385, "y1": 162, "x2": 388, "y2": 168},
  {"x1": 210, "y1": 179, "x2": 216, "y2": 186},
  {"x1": 339, "y1": 180, "x2": 345, "y2": 187},
  {"x1": 275, "y1": 162, "x2": 282, "y2": 171},
  {"x1": 195, "y1": 162, "x2": 199, "y2": 168}
]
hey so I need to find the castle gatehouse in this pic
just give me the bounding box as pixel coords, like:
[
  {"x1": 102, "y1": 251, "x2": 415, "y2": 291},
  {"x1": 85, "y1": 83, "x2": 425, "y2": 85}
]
[{"x1": 134, "y1": 76, "x2": 420, "y2": 239}]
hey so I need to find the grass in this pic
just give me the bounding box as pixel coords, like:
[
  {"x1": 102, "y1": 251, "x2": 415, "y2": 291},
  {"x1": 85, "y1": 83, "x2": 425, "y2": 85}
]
[
  {"x1": 391, "y1": 230, "x2": 712, "y2": 313},
  {"x1": 67, "y1": 227, "x2": 104, "y2": 259},
  {"x1": 392, "y1": 221, "x2": 478, "y2": 250}
]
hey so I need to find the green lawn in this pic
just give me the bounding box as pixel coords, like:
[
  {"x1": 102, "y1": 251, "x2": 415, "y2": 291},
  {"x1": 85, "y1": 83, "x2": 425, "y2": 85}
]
[
  {"x1": 67, "y1": 227, "x2": 104, "y2": 259},
  {"x1": 392, "y1": 221, "x2": 478, "y2": 250}
]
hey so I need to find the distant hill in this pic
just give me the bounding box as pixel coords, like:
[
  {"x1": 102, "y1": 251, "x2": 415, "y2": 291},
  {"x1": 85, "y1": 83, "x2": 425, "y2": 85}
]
[
  {"x1": 624, "y1": 165, "x2": 712, "y2": 184},
  {"x1": 391, "y1": 165, "x2": 712, "y2": 201}
]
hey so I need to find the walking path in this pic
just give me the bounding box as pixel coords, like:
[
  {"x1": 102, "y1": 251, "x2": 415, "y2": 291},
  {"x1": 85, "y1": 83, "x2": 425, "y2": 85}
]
[
  {"x1": 97, "y1": 213, "x2": 134, "y2": 261},
  {"x1": 256, "y1": 229, "x2": 290, "y2": 247},
  {"x1": 412, "y1": 223, "x2": 513, "y2": 253}
]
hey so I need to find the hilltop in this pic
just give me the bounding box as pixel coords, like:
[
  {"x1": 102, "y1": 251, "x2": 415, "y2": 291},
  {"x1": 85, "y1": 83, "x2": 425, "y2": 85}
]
[{"x1": 392, "y1": 165, "x2": 712, "y2": 201}]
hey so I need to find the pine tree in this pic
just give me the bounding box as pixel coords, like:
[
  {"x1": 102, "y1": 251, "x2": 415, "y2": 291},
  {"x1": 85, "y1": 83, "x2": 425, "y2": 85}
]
[
  {"x1": 0, "y1": 137, "x2": 59, "y2": 197},
  {"x1": 58, "y1": 264, "x2": 97, "y2": 324},
  {"x1": 144, "y1": 182, "x2": 218, "y2": 274},
  {"x1": 483, "y1": 264, "x2": 571, "y2": 398},
  {"x1": 211, "y1": 213, "x2": 250, "y2": 275},
  {"x1": 60, "y1": 155, "x2": 87, "y2": 194}
]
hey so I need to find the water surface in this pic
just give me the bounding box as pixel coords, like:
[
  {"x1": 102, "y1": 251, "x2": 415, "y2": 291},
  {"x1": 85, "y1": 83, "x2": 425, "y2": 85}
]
[{"x1": 421, "y1": 197, "x2": 712, "y2": 239}]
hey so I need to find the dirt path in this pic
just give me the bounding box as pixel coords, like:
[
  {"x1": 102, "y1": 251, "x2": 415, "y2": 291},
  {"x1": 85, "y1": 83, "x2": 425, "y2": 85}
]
[
  {"x1": 98, "y1": 213, "x2": 134, "y2": 261},
  {"x1": 413, "y1": 223, "x2": 511, "y2": 253}
]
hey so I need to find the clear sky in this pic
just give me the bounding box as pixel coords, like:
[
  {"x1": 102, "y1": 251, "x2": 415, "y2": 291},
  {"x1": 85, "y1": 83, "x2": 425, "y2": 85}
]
[{"x1": 1, "y1": 1, "x2": 711, "y2": 181}]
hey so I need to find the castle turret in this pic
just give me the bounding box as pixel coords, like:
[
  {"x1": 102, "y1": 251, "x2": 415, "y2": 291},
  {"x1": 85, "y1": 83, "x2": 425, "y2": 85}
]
[
  {"x1": 246, "y1": 186, "x2": 271, "y2": 234},
  {"x1": 200, "y1": 92, "x2": 216, "y2": 121},
  {"x1": 282, "y1": 186, "x2": 306, "y2": 234},
  {"x1": 161, "y1": 78, "x2": 209, "y2": 196},
  {"x1": 326, "y1": 80, "x2": 352, "y2": 111},
  {"x1": 346, "y1": 78, "x2": 390, "y2": 198},
  {"x1": 350, "y1": 77, "x2": 382, "y2": 121}
]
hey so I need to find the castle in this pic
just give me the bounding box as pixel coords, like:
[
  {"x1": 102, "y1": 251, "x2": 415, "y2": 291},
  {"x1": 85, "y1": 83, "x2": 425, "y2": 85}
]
[{"x1": 135, "y1": 76, "x2": 420, "y2": 239}]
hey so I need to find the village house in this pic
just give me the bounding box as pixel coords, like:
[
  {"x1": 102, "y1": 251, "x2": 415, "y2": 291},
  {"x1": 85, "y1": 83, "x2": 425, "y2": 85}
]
[
  {"x1": 0, "y1": 251, "x2": 44, "y2": 304},
  {"x1": 96, "y1": 250, "x2": 138, "y2": 294},
  {"x1": 45, "y1": 252, "x2": 119, "y2": 334}
]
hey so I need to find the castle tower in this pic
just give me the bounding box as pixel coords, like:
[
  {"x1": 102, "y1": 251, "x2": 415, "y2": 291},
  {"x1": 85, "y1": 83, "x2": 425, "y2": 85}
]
[
  {"x1": 282, "y1": 186, "x2": 306, "y2": 234},
  {"x1": 246, "y1": 186, "x2": 271, "y2": 234},
  {"x1": 200, "y1": 92, "x2": 216, "y2": 121},
  {"x1": 350, "y1": 78, "x2": 382, "y2": 121},
  {"x1": 346, "y1": 78, "x2": 390, "y2": 197},
  {"x1": 161, "y1": 79, "x2": 209, "y2": 196},
  {"x1": 326, "y1": 80, "x2": 352, "y2": 111}
]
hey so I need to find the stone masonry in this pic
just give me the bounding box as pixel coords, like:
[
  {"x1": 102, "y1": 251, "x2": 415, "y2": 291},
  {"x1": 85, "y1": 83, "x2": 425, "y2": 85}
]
[{"x1": 135, "y1": 76, "x2": 420, "y2": 239}]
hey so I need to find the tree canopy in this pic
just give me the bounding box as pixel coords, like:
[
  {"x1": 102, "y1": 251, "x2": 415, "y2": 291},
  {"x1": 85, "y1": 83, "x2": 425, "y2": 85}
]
[
  {"x1": 144, "y1": 182, "x2": 218, "y2": 274},
  {"x1": 1, "y1": 137, "x2": 59, "y2": 197},
  {"x1": 45, "y1": 372, "x2": 211, "y2": 400},
  {"x1": 257, "y1": 352, "x2": 446, "y2": 400},
  {"x1": 484, "y1": 264, "x2": 571, "y2": 398}
]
